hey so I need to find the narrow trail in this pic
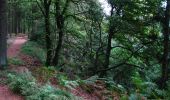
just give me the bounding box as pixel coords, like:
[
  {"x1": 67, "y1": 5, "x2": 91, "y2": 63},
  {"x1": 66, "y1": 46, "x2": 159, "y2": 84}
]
[
  {"x1": 7, "y1": 35, "x2": 28, "y2": 58},
  {"x1": 0, "y1": 85, "x2": 23, "y2": 100},
  {"x1": 0, "y1": 35, "x2": 27, "y2": 100}
]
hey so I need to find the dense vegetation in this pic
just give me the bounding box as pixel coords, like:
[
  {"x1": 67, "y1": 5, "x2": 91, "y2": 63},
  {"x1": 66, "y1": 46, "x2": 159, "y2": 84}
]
[{"x1": 0, "y1": 0, "x2": 170, "y2": 99}]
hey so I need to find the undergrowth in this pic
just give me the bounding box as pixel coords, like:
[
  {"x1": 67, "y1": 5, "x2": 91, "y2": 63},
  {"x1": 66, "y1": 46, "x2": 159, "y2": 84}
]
[
  {"x1": 21, "y1": 41, "x2": 46, "y2": 64},
  {"x1": 10, "y1": 40, "x2": 170, "y2": 99},
  {"x1": 8, "y1": 58, "x2": 24, "y2": 65},
  {"x1": 130, "y1": 72, "x2": 167, "y2": 99},
  {"x1": 7, "y1": 72, "x2": 82, "y2": 100},
  {"x1": 6, "y1": 68, "x2": 170, "y2": 99}
]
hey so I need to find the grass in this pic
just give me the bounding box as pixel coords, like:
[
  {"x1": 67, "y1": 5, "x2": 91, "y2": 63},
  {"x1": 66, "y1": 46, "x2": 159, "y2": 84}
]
[{"x1": 21, "y1": 41, "x2": 46, "y2": 64}]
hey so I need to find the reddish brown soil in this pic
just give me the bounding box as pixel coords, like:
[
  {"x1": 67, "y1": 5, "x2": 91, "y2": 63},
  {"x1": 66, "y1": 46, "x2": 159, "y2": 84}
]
[
  {"x1": 0, "y1": 85, "x2": 23, "y2": 100},
  {"x1": 71, "y1": 87, "x2": 99, "y2": 100},
  {"x1": 7, "y1": 35, "x2": 27, "y2": 58},
  {"x1": 0, "y1": 35, "x2": 27, "y2": 100}
]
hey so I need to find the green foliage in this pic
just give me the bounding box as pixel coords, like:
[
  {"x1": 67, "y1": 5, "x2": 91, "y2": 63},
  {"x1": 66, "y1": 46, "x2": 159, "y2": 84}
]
[
  {"x1": 131, "y1": 72, "x2": 143, "y2": 90},
  {"x1": 27, "y1": 84, "x2": 82, "y2": 100},
  {"x1": 21, "y1": 41, "x2": 46, "y2": 63},
  {"x1": 79, "y1": 76, "x2": 126, "y2": 94},
  {"x1": 128, "y1": 93, "x2": 146, "y2": 100},
  {"x1": 82, "y1": 75, "x2": 99, "y2": 84},
  {"x1": 56, "y1": 73, "x2": 79, "y2": 90},
  {"x1": 99, "y1": 77, "x2": 126, "y2": 94},
  {"x1": 7, "y1": 72, "x2": 37, "y2": 94},
  {"x1": 131, "y1": 72, "x2": 166, "y2": 99},
  {"x1": 7, "y1": 72, "x2": 82, "y2": 100},
  {"x1": 0, "y1": 70, "x2": 11, "y2": 85},
  {"x1": 34, "y1": 66, "x2": 56, "y2": 82},
  {"x1": 8, "y1": 58, "x2": 24, "y2": 65},
  {"x1": 6, "y1": 0, "x2": 170, "y2": 99},
  {"x1": 56, "y1": 73, "x2": 68, "y2": 85},
  {"x1": 164, "y1": 81, "x2": 170, "y2": 99}
]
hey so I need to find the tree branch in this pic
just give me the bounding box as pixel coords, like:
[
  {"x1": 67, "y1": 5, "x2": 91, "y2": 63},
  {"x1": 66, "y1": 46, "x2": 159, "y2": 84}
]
[{"x1": 36, "y1": 0, "x2": 45, "y2": 16}]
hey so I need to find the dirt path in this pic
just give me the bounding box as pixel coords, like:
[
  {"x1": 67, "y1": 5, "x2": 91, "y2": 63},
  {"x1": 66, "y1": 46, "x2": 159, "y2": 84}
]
[
  {"x1": 0, "y1": 85, "x2": 23, "y2": 100},
  {"x1": 0, "y1": 35, "x2": 27, "y2": 100},
  {"x1": 7, "y1": 35, "x2": 28, "y2": 58}
]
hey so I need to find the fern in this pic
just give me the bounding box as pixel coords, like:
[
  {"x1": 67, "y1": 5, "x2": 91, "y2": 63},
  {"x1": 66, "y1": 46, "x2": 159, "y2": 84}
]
[
  {"x1": 7, "y1": 72, "x2": 37, "y2": 94},
  {"x1": 82, "y1": 75, "x2": 98, "y2": 84},
  {"x1": 131, "y1": 72, "x2": 166, "y2": 99},
  {"x1": 8, "y1": 58, "x2": 24, "y2": 65},
  {"x1": 7, "y1": 72, "x2": 82, "y2": 100},
  {"x1": 26, "y1": 84, "x2": 82, "y2": 100},
  {"x1": 129, "y1": 93, "x2": 146, "y2": 100}
]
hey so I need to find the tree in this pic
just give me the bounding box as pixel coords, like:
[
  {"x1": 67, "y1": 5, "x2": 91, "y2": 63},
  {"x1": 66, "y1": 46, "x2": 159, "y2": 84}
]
[
  {"x1": 0, "y1": 0, "x2": 7, "y2": 68},
  {"x1": 52, "y1": 0, "x2": 70, "y2": 66},
  {"x1": 158, "y1": 0, "x2": 170, "y2": 88},
  {"x1": 36, "y1": 0, "x2": 53, "y2": 66},
  {"x1": 100, "y1": 0, "x2": 124, "y2": 77}
]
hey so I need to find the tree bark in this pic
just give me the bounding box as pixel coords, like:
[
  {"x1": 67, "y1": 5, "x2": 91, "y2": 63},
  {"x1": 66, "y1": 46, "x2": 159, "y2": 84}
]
[
  {"x1": 159, "y1": 0, "x2": 170, "y2": 89},
  {"x1": 44, "y1": 0, "x2": 52, "y2": 66},
  {"x1": 0, "y1": 0, "x2": 7, "y2": 68},
  {"x1": 52, "y1": 0, "x2": 69, "y2": 66},
  {"x1": 100, "y1": 4, "x2": 114, "y2": 77},
  {"x1": 52, "y1": 0, "x2": 64, "y2": 66}
]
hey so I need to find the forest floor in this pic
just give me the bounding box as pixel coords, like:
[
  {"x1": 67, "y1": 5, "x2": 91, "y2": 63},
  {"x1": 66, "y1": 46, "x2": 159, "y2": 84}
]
[
  {"x1": 0, "y1": 35, "x2": 116, "y2": 100},
  {"x1": 0, "y1": 35, "x2": 27, "y2": 100},
  {"x1": 7, "y1": 35, "x2": 28, "y2": 58}
]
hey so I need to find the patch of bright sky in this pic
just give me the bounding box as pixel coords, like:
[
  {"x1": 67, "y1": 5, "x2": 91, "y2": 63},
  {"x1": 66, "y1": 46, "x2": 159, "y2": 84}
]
[
  {"x1": 99, "y1": 0, "x2": 167, "y2": 15},
  {"x1": 162, "y1": 1, "x2": 167, "y2": 8},
  {"x1": 98, "y1": 0, "x2": 111, "y2": 15}
]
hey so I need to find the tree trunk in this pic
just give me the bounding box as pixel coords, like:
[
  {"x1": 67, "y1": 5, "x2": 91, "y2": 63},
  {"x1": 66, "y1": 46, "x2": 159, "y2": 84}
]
[
  {"x1": 52, "y1": 28, "x2": 64, "y2": 66},
  {"x1": 14, "y1": 7, "x2": 18, "y2": 35},
  {"x1": 8, "y1": 1, "x2": 12, "y2": 36},
  {"x1": 52, "y1": 0, "x2": 64, "y2": 66},
  {"x1": 101, "y1": 29, "x2": 113, "y2": 77},
  {"x1": 44, "y1": 0, "x2": 52, "y2": 66},
  {"x1": 0, "y1": 0, "x2": 7, "y2": 69},
  {"x1": 100, "y1": 5, "x2": 114, "y2": 77},
  {"x1": 159, "y1": 0, "x2": 170, "y2": 89}
]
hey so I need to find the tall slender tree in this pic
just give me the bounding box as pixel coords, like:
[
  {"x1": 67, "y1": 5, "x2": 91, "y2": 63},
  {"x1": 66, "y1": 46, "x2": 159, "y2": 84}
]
[
  {"x1": 159, "y1": 0, "x2": 170, "y2": 88},
  {"x1": 36, "y1": 0, "x2": 53, "y2": 66},
  {"x1": 52, "y1": 0, "x2": 70, "y2": 66},
  {"x1": 0, "y1": 0, "x2": 7, "y2": 68}
]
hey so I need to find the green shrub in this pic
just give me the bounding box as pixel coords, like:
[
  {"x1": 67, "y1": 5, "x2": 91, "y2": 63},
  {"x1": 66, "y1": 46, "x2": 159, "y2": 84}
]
[
  {"x1": 128, "y1": 93, "x2": 146, "y2": 100},
  {"x1": 98, "y1": 77, "x2": 126, "y2": 94},
  {"x1": 8, "y1": 58, "x2": 24, "y2": 65},
  {"x1": 26, "y1": 84, "x2": 82, "y2": 100},
  {"x1": 165, "y1": 81, "x2": 170, "y2": 99},
  {"x1": 34, "y1": 66, "x2": 56, "y2": 83},
  {"x1": 7, "y1": 72, "x2": 82, "y2": 100},
  {"x1": 56, "y1": 73, "x2": 68, "y2": 85},
  {"x1": 56, "y1": 73, "x2": 79, "y2": 90},
  {"x1": 0, "y1": 70, "x2": 11, "y2": 85},
  {"x1": 7, "y1": 72, "x2": 38, "y2": 95},
  {"x1": 21, "y1": 41, "x2": 46, "y2": 63},
  {"x1": 131, "y1": 72, "x2": 166, "y2": 99}
]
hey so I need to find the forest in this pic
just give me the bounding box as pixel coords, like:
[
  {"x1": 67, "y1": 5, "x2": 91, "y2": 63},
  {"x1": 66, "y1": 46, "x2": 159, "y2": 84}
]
[{"x1": 0, "y1": 0, "x2": 170, "y2": 99}]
